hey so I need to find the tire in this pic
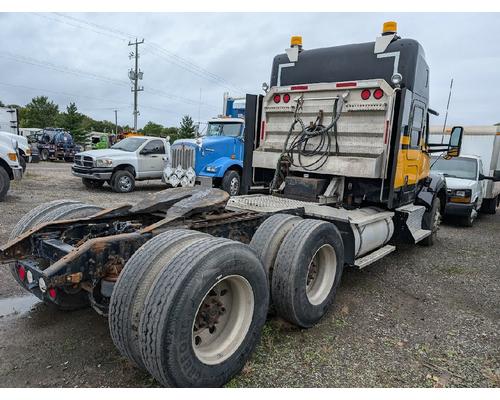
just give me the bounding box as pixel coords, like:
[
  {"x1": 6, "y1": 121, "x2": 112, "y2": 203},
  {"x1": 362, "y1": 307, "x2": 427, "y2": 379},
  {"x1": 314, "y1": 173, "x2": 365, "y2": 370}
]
[
  {"x1": 19, "y1": 155, "x2": 27, "y2": 172},
  {"x1": 111, "y1": 170, "x2": 135, "y2": 193},
  {"x1": 480, "y1": 196, "x2": 497, "y2": 215},
  {"x1": 249, "y1": 213, "x2": 302, "y2": 303},
  {"x1": 9, "y1": 200, "x2": 103, "y2": 309},
  {"x1": 221, "y1": 170, "x2": 240, "y2": 196},
  {"x1": 0, "y1": 166, "x2": 10, "y2": 202},
  {"x1": 40, "y1": 149, "x2": 49, "y2": 161},
  {"x1": 460, "y1": 211, "x2": 475, "y2": 227},
  {"x1": 82, "y1": 178, "x2": 105, "y2": 189},
  {"x1": 109, "y1": 229, "x2": 211, "y2": 370},
  {"x1": 271, "y1": 219, "x2": 344, "y2": 328},
  {"x1": 419, "y1": 197, "x2": 441, "y2": 247},
  {"x1": 139, "y1": 237, "x2": 269, "y2": 387}
]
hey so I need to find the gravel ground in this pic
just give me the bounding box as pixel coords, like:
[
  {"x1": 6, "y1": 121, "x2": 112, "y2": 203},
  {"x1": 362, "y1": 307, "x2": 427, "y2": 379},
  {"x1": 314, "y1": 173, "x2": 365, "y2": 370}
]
[{"x1": 0, "y1": 162, "x2": 498, "y2": 388}]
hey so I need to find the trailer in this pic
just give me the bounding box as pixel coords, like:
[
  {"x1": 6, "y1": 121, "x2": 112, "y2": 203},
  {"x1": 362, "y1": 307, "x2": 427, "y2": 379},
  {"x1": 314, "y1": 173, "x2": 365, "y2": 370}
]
[
  {"x1": 430, "y1": 125, "x2": 500, "y2": 214},
  {"x1": 1, "y1": 22, "x2": 464, "y2": 387}
]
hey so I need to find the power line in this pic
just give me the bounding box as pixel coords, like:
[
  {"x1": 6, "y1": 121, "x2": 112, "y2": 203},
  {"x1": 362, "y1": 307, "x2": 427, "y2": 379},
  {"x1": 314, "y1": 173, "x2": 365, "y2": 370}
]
[{"x1": 44, "y1": 12, "x2": 246, "y2": 94}]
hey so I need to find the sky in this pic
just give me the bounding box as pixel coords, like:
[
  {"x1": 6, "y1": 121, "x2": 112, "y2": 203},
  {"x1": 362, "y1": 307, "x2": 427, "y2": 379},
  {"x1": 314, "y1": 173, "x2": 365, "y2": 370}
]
[{"x1": 0, "y1": 12, "x2": 498, "y2": 129}]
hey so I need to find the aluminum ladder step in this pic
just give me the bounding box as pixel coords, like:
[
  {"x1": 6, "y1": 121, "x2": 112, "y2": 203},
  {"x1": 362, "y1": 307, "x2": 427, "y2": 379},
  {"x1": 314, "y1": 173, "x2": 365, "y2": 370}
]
[{"x1": 355, "y1": 244, "x2": 396, "y2": 269}]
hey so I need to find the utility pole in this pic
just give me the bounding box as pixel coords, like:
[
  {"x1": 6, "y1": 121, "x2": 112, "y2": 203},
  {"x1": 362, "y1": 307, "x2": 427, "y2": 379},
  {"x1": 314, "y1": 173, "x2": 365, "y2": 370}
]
[
  {"x1": 128, "y1": 38, "x2": 144, "y2": 132},
  {"x1": 114, "y1": 110, "x2": 118, "y2": 135}
]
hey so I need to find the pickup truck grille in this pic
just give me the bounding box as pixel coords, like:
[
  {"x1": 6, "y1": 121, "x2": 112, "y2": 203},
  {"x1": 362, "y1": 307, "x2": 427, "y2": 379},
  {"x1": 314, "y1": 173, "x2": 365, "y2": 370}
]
[
  {"x1": 74, "y1": 155, "x2": 94, "y2": 168},
  {"x1": 171, "y1": 145, "x2": 195, "y2": 170}
]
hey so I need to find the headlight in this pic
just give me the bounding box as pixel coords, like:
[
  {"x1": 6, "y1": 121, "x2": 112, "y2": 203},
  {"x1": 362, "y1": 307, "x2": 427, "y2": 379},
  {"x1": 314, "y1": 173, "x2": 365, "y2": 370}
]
[
  {"x1": 454, "y1": 190, "x2": 466, "y2": 197},
  {"x1": 95, "y1": 158, "x2": 113, "y2": 167},
  {"x1": 206, "y1": 166, "x2": 217, "y2": 173},
  {"x1": 450, "y1": 189, "x2": 472, "y2": 203}
]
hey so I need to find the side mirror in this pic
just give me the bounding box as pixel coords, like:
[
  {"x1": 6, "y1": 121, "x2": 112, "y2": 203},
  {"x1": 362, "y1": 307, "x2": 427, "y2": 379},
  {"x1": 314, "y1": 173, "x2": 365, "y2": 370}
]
[
  {"x1": 445, "y1": 126, "x2": 464, "y2": 159},
  {"x1": 481, "y1": 170, "x2": 500, "y2": 182}
]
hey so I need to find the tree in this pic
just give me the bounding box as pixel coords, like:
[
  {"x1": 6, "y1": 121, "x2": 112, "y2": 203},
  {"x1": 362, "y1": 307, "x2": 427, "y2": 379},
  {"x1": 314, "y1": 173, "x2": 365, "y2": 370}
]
[
  {"x1": 59, "y1": 102, "x2": 86, "y2": 143},
  {"x1": 142, "y1": 121, "x2": 164, "y2": 137},
  {"x1": 178, "y1": 115, "x2": 196, "y2": 139},
  {"x1": 23, "y1": 96, "x2": 59, "y2": 128}
]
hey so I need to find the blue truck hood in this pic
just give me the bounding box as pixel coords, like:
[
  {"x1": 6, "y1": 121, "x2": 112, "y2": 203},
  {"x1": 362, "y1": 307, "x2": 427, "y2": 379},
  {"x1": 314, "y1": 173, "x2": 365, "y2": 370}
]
[{"x1": 173, "y1": 136, "x2": 236, "y2": 149}]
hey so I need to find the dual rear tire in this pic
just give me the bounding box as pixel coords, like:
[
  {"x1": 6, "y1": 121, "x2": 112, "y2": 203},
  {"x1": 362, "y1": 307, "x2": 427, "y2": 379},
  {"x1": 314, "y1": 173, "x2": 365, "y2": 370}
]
[{"x1": 109, "y1": 229, "x2": 269, "y2": 387}]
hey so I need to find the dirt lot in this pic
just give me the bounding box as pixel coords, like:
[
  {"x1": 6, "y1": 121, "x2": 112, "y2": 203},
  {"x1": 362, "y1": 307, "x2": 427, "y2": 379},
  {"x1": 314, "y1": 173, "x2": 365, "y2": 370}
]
[{"x1": 0, "y1": 162, "x2": 498, "y2": 388}]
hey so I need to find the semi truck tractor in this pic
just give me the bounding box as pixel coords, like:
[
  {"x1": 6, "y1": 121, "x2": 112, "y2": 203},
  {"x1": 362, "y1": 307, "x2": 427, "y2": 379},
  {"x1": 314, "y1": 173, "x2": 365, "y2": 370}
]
[
  {"x1": 165, "y1": 94, "x2": 271, "y2": 195},
  {"x1": 1, "y1": 22, "x2": 463, "y2": 387}
]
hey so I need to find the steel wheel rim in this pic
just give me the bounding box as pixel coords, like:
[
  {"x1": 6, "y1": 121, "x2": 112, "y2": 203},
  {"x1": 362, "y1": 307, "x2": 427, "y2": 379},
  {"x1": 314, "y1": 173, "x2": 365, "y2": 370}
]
[
  {"x1": 306, "y1": 244, "x2": 337, "y2": 305},
  {"x1": 118, "y1": 176, "x2": 132, "y2": 191},
  {"x1": 192, "y1": 275, "x2": 254, "y2": 365},
  {"x1": 229, "y1": 177, "x2": 239, "y2": 196}
]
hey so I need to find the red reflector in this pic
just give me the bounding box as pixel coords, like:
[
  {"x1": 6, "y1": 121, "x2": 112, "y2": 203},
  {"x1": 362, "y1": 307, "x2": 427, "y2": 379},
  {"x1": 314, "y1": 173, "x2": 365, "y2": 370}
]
[
  {"x1": 48, "y1": 288, "x2": 57, "y2": 300},
  {"x1": 384, "y1": 120, "x2": 390, "y2": 144},
  {"x1": 373, "y1": 88, "x2": 384, "y2": 100},
  {"x1": 283, "y1": 93, "x2": 291, "y2": 103},
  {"x1": 273, "y1": 94, "x2": 281, "y2": 103},
  {"x1": 290, "y1": 85, "x2": 308, "y2": 91},
  {"x1": 361, "y1": 89, "x2": 371, "y2": 100},
  {"x1": 18, "y1": 265, "x2": 26, "y2": 281},
  {"x1": 260, "y1": 120, "x2": 266, "y2": 141},
  {"x1": 336, "y1": 82, "x2": 357, "y2": 88}
]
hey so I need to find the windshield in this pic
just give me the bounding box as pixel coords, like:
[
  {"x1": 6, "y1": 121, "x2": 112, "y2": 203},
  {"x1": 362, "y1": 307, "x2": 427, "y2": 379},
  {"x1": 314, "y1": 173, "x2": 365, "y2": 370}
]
[
  {"x1": 111, "y1": 137, "x2": 147, "y2": 152},
  {"x1": 431, "y1": 157, "x2": 478, "y2": 180},
  {"x1": 205, "y1": 122, "x2": 242, "y2": 137}
]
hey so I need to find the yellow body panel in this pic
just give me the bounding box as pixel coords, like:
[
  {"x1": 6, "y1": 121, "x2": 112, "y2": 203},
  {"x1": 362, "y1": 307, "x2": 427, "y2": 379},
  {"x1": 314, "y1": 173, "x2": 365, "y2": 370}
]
[{"x1": 394, "y1": 137, "x2": 431, "y2": 189}]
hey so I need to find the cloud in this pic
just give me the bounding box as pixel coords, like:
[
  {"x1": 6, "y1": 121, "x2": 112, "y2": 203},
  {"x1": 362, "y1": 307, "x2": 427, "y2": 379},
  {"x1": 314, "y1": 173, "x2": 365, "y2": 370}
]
[{"x1": 0, "y1": 12, "x2": 498, "y2": 128}]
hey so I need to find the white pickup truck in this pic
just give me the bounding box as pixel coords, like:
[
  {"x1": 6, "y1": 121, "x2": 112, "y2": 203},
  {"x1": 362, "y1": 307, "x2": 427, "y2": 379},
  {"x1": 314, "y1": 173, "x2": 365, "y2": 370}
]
[
  {"x1": 0, "y1": 133, "x2": 23, "y2": 201},
  {"x1": 431, "y1": 154, "x2": 500, "y2": 226},
  {"x1": 72, "y1": 136, "x2": 170, "y2": 193}
]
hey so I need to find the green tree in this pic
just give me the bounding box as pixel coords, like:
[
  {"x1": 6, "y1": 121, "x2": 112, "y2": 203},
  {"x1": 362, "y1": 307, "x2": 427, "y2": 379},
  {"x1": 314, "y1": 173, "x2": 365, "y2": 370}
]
[
  {"x1": 178, "y1": 115, "x2": 196, "y2": 139},
  {"x1": 23, "y1": 96, "x2": 59, "y2": 128},
  {"x1": 59, "y1": 102, "x2": 86, "y2": 143},
  {"x1": 142, "y1": 121, "x2": 164, "y2": 137}
]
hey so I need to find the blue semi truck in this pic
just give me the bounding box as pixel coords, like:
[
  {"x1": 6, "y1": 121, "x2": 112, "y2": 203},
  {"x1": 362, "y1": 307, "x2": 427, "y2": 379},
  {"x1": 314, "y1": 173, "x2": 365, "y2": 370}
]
[{"x1": 164, "y1": 94, "x2": 271, "y2": 195}]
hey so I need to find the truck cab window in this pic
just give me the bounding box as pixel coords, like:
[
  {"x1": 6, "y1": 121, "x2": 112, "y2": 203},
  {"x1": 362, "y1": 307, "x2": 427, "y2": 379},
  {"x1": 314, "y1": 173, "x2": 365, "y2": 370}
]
[
  {"x1": 410, "y1": 105, "x2": 424, "y2": 148},
  {"x1": 206, "y1": 123, "x2": 242, "y2": 137},
  {"x1": 142, "y1": 140, "x2": 165, "y2": 155}
]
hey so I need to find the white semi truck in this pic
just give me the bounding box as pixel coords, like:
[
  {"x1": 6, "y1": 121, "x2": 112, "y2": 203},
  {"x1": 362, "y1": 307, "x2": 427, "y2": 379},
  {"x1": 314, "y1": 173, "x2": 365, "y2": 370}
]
[{"x1": 2, "y1": 22, "x2": 465, "y2": 387}]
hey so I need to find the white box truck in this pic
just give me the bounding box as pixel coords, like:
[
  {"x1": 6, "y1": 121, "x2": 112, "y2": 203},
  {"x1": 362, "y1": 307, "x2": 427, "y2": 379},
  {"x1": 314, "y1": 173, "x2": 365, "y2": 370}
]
[{"x1": 430, "y1": 125, "x2": 500, "y2": 213}]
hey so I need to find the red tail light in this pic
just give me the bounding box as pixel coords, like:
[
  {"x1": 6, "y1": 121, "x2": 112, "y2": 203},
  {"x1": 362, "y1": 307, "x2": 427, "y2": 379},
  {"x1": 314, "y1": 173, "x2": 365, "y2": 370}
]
[
  {"x1": 273, "y1": 94, "x2": 281, "y2": 103},
  {"x1": 48, "y1": 288, "x2": 57, "y2": 300},
  {"x1": 361, "y1": 89, "x2": 371, "y2": 100},
  {"x1": 18, "y1": 265, "x2": 26, "y2": 281},
  {"x1": 283, "y1": 93, "x2": 291, "y2": 103},
  {"x1": 373, "y1": 88, "x2": 384, "y2": 100}
]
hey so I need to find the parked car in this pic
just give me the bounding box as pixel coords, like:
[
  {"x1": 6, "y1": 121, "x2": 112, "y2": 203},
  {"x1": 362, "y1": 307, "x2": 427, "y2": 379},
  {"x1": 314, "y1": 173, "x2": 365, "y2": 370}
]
[
  {"x1": 431, "y1": 155, "x2": 500, "y2": 226},
  {"x1": 72, "y1": 136, "x2": 171, "y2": 193},
  {"x1": 0, "y1": 133, "x2": 23, "y2": 201},
  {"x1": 0, "y1": 131, "x2": 31, "y2": 171},
  {"x1": 36, "y1": 128, "x2": 76, "y2": 162}
]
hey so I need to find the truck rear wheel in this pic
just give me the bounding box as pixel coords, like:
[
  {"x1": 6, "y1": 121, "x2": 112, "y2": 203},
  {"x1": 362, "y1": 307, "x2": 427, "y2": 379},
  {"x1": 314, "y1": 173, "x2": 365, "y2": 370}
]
[
  {"x1": 0, "y1": 166, "x2": 10, "y2": 202},
  {"x1": 271, "y1": 219, "x2": 344, "y2": 328},
  {"x1": 109, "y1": 229, "x2": 211, "y2": 370},
  {"x1": 139, "y1": 237, "x2": 268, "y2": 387},
  {"x1": 480, "y1": 196, "x2": 498, "y2": 214},
  {"x1": 9, "y1": 200, "x2": 103, "y2": 309},
  {"x1": 111, "y1": 170, "x2": 135, "y2": 193},
  {"x1": 221, "y1": 170, "x2": 240, "y2": 196},
  {"x1": 82, "y1": 178, "x2": 105, "y2": 189},
  {"x1": 249, "y1": 213, "x2": 302, "y2": 305}
]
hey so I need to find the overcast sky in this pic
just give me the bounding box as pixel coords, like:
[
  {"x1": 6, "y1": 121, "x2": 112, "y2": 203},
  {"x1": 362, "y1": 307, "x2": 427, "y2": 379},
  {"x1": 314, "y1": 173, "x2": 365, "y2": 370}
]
[{"x1": 0, "y1": 12, "x2": 498, "y2": 129}]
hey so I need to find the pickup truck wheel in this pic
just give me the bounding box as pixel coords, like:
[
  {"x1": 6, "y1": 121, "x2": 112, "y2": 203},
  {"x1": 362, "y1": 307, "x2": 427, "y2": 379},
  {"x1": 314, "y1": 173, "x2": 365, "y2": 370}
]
[
  {"x1": 82, "y1": 178, "x2": 105, "y2": 189},
  {"x1": 0, "y1": 166, "x2": 10, "y2": 202},
  {"x1": 9, "y1": 200, "x2": 103, "y2": 310},
  {"x1": 460, "y1": 208, "x2": 476, "y2": 228},
  {"x1": 109, "y1": 229, "x2": 211, "y2": 370},
  {"x1": 480, "y1": 196, "x2": 497, "y2": 214},
  {"x1": 221, "y1": 170, "x2": 240, "y2": 196},
  {"x1": 271, "y1": 219, "x2": 344, "y2": 328},
  {"x1": 139, "y1": 237, "x2": 268, "y2": 387},
  {"x1": 40, "y1": 149, "x2": 49, "y2": 161},
  {"x1": 19, "y1": 155, "x2": 27, "y2": 172},
  {"x1": 419, "y1": 197, "x2": 441, "y2": 247},
  {"x1": 111, "y1": 170, "x2": 135, "y2": 193},
  {"x1": 249, "y1": 213, "x2": 302, "y2": 306}
]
